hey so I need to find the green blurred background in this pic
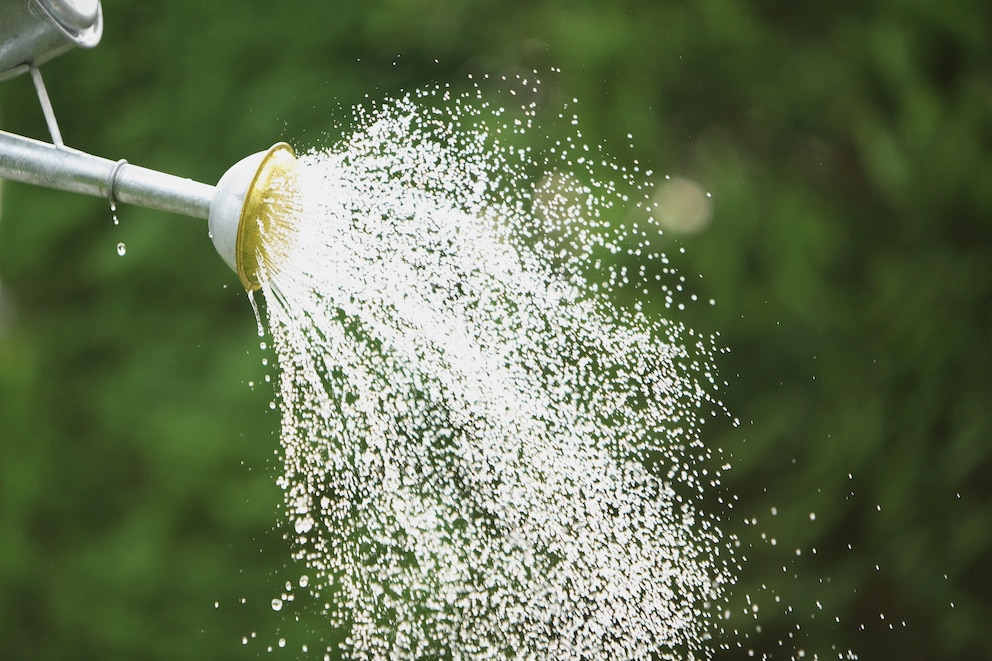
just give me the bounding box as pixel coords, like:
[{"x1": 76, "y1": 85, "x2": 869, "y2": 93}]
[{"x1": 1, "y1": 1, "x2": 989, "y2": 659}]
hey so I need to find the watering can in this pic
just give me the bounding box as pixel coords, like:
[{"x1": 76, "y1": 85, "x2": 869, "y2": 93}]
[{"x1": 0, "y1": 0, "x2": 296, "y2": 290}]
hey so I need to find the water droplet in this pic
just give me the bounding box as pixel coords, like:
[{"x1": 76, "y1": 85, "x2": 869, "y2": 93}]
[
  {"x1": 270, "y1": 598, "x2": 283, "y2": 611},
  {"x1": 299, "y1": 574, "x2": 309, "y2": 588},
  {"x1": 116, "y1": 242, "x2": 126, "y2": 256}
]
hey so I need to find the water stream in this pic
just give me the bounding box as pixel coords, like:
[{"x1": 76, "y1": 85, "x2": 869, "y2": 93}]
[{"x1": 255, "y1": 77, "x2": 733, "y2": 660}]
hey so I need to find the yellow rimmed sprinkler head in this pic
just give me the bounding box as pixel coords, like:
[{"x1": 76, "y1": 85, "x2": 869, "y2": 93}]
[{"x1": 209, "y1": 142, "x2": 299, "y2": 291}]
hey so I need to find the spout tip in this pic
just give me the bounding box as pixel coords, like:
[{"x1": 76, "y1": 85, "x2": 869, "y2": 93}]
[{"x1": 209, "y1": 143, "x2": 298, "y2": 291}]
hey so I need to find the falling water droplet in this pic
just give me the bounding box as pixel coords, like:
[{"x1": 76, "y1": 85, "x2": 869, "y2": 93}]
[
  {"x1": 116, "y1": 242, "x2": 126, "y2": 256},
  {"x1": 271, "y1": 598, "x2": 283, "y2": 612}
]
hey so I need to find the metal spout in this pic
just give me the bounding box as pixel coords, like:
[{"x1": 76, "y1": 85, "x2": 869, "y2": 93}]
[
  {"x1": 0, "y1": 130, "x2": 214, "y2": 217},
  {"x1": 0, "y1": 130, "x2": 297, "y2": 290}
]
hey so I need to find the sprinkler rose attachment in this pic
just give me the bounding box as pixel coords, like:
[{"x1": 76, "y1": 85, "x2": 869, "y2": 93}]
[
  {"x1": 0, "y1": 0, "x2": 298, "y2": 290},
  {"x1": 209, "y1": 143, "x2": 298, "y2": 291}
]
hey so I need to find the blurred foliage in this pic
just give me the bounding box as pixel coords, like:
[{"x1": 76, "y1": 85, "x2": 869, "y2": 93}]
[{"x1": 1, "y1": 0, "x2": 990, "y2": 659}]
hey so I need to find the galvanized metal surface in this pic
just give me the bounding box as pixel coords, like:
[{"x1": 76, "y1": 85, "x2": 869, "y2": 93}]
[
  {"x1": 0, "y1": 0, "x2": 103, "y2": 81},
  {"x1": 0, "y1": 130, "x2": 213, "y2": 219}
]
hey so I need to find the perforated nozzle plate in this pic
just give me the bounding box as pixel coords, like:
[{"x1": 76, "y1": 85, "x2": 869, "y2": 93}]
[{"x1": 235, "y1": 143, "x2": 298, "y2": 291}]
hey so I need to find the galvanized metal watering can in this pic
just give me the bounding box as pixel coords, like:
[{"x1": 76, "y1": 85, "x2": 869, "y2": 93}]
[{"x1": 0, "y1": 0, "x2": 297, "y2": 290}]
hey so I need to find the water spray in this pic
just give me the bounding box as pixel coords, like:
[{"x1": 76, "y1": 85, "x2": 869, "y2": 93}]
[
  {"x1": 0, "y1": 0, "x2": 297, "y2": 290},
  {"x1": 3, "y1": 6, "x2": 738, "y2": 656}
]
